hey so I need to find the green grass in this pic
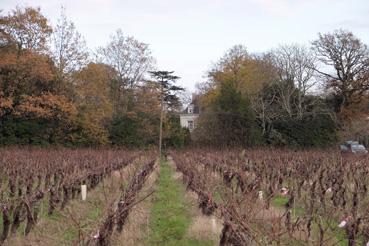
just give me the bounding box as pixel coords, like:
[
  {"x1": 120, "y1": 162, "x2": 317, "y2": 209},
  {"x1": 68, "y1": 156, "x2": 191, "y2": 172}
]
[
  {"x1": 86, "y1": 202, "x2": 101, "y2": 221},
  {"x1": 272, "y1": 196, "x2": 363, "y2": 245},
  {"x1": 213, "y1": 190, "x2": 222, "y2": 204},
  {"x1": 272, "y1": 195, "x2": 289, "y2": 208},
  {"x1": 272, "y1": 195, "x2": 304, "y2": 216},
  {"x1": 62, "y1": 227, "x2": 78, "y2": 242},
  {"x1": 148, "y1": 160, "x2": 213, "y2": 246}
]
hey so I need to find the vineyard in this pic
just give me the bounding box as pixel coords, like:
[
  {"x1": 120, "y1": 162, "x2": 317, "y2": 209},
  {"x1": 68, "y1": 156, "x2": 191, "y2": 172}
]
[
  {"x1": 0, "y1": 148, "x2": 368, "y2": 245},
  {"x1": 0, "y1": 148, "x2": 157, "y2": 245},
  {"x1": 170, "y1": 149, "x2": 369, "y2": 246},
  {"x1": 1, "y1": 2, "x2": 369, "y2": 245}
]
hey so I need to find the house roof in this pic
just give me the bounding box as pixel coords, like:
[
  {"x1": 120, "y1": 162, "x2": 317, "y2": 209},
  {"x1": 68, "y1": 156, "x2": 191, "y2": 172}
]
[
  {"x1": 180, "y1": 94, "x2": 201, "y2": 115},
  {"x1": 181, "y1": 104, "x2": 200, "y2": 114}
]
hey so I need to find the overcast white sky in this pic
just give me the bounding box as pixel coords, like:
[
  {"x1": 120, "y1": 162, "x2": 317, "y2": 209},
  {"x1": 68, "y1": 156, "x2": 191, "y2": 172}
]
[{"x1": 1, "y1": 0, "x2": 369, "y2": 91}]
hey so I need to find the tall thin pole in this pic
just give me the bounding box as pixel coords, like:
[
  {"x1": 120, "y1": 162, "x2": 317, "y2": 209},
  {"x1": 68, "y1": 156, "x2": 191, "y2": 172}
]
[{"x1": 159, "y1": 78, "x2": 164, "y2": 158}]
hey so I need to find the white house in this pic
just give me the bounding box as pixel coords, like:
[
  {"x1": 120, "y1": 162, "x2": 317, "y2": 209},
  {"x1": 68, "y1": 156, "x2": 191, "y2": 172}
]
[{"x1": 179, "y1": 103, "x2": 199, "y2": 132}]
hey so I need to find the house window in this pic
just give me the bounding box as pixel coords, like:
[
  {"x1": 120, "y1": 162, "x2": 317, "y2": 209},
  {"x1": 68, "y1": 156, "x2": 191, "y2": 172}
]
[
  {"x1": 188, "y1": 105, "x2": 194, "y2": 114},
  {"x1": 188, "y1": 120, "x2": 194, "y2": 130}
]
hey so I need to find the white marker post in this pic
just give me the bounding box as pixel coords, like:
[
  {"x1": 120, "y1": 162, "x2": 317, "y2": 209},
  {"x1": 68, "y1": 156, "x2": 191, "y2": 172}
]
[
  {"x1": 81, "y1": 184, "x2": 87, "y2": 201},
  {"x1": 258, "y1": 190, "x2": 263, "y2": 200},
  {"x1": 338, "y1": 220, "x2": 347, "y2": 228}
]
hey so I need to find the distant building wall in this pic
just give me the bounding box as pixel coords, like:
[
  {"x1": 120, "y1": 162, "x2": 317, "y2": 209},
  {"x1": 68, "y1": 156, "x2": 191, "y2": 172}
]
[{"x1": 179, "y1": 114, "x2": 199, "y2": 132}]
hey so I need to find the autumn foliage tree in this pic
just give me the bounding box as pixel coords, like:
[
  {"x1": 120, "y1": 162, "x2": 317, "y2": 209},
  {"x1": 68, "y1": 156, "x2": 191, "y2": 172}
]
[
  {"x1": 194, "y1": 44, "x2": 337, "y2": 147},
  {"x1": 109, "y1": 83, "x2": 161, "y2": 147},
  {"x1": 72, "y1": 63, "x2": 114, "y2": 145},
  {"x1": 0, "y1": 7, "x2": 79, "y2": 145},
  {"x1": 0, "y1": 6, "x2": 52, "y2": 53},
  {"x1": 0, "y1": 6, "x2": 188, "y2": 147},
  {"x1": 1, "y1": 5, "x2": 367, "y2": 148}
]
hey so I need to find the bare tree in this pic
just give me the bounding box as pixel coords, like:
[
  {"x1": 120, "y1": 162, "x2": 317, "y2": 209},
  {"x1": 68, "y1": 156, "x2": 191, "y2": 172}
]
[
  {"x1": 98, "y1": 29, "x2": 155, "y2": 88},
  {"x1": 312, "y1": 29, "x2": 369, "y2": 114},
  {"x1": 98, "y1": 29, "x2": 155, "y2": 113},
  {"x1": 268, "y1": 44, "x2": 317, "y2": 119},
  {"x1": 252, "y1": 82, "x2": 278, "y2": 135},
  {"x1": 51, "y1": 7, "x2": 89, "y2": 78}
]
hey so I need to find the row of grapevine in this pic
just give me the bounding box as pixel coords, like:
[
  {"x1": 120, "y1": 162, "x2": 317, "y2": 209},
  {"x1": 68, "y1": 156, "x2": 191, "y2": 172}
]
[
  {"x1": 89, "y1": 156, "x2": 156, "y2": 246},
  {"x1": 0, "y1": 148, "x2": 141, "y2": 242},
  {"x1": 171, "y1": 149, "x2": 369, "y2": 246}
]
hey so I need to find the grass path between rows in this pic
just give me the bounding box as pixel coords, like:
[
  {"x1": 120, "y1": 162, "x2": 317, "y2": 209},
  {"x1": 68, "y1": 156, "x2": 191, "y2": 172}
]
[{"x1": 148, "y1": 159, "x2": 214, "y2": 246}]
